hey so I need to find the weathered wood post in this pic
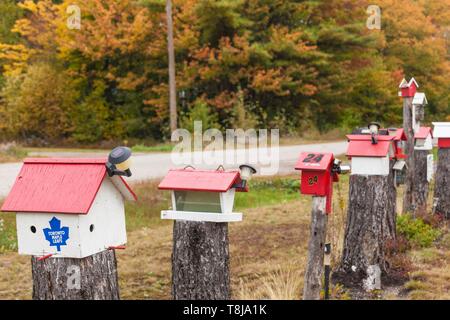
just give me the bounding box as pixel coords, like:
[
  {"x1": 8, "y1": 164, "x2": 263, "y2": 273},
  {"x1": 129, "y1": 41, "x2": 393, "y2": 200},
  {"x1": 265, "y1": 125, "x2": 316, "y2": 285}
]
[
  {"x1": 303, "y1": 196, "x2": 327, "y2": 300},
  {"x1": 432, "y1": 123, "x2": 450, "y2": 218},
  {"x1": 336, "y1": 126, "x2": 397, "y2": 290},
  {"x1": 158, "y1": 165, "x2": 256, "y2": 300},
  {"x1": 399, "y1": 78, "x2": 419, "y2": 213},
  {"x1": 0, "y1": 148, "x2": 137, "y2": 300},
  {"x1": 294, "y1": 152, "x2": 349, "y2": 300}
]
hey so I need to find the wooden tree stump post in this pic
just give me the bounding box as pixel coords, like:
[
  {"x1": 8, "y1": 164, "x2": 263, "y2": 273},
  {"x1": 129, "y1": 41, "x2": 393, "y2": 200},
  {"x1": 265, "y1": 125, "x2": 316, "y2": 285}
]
[
  {"x1": 172, "y1": 220, "x2": 230, "y2": 300},
  {"x1": 31, "y1": 250, "x2": 120, "y2": 300},
  {"x1": 412, "y1": 149, "x2": 430, "y2": 215},
  {"x1": 303, "y1": 196, "x2": 327, "y2": 300},
  {"x1": 434, "y1": 148, "x2": 450, "y2": 218},
  {"x1": 336, "y1": 174, "x2": 396, "y2": 290}
]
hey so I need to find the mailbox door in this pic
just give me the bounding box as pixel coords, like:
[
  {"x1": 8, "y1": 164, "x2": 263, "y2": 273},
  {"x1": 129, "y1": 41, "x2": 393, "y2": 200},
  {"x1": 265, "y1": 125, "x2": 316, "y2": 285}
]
[{"x1": 301, "y1": 171, "x2": 328, "y2": 196}]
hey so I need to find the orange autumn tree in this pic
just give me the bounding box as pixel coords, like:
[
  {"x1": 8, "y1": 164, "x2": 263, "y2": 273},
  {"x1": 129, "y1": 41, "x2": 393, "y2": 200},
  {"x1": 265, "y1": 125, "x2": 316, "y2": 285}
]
[{"x1": 0, "y1": 0, "x2": 449, "y2": 143}]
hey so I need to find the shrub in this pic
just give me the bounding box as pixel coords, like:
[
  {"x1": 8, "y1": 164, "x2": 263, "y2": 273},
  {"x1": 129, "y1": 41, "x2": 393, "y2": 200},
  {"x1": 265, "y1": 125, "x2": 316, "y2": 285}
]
[{"x1": 397, "y1": 214, "x2": 441, "y2": 248}]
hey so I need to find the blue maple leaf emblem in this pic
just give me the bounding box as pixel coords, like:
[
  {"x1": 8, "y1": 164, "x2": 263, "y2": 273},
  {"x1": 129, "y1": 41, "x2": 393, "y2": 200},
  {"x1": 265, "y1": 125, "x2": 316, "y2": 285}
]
[{"x1": 43, "y1": 217, "x2": 70, "y2": 252}]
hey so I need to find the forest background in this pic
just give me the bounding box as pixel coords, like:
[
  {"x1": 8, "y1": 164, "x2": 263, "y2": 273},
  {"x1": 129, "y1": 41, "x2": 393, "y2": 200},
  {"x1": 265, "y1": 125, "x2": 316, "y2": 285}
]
[{"x1": 0, "y1": 0, "x2": 449, "y2": 147}]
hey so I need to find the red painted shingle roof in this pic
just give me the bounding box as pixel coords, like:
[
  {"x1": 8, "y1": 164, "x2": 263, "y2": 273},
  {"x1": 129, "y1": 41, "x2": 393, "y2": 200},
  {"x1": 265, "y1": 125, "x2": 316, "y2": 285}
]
[
  {"x1": 1, "y1": 158, "x2": 136, "y2": 214},
  {"x1": 158, "y1": 169, "x2": 242, "y2": 192},
  {"x1": 346, "y1": 135, "x2": 394, "y2": 157},
  {"x1": 415, "y1": 127, "x2": 432, "y2": 139},
  {"x1": 294, "y1": 152, "x2": 334, "y2": 171}
]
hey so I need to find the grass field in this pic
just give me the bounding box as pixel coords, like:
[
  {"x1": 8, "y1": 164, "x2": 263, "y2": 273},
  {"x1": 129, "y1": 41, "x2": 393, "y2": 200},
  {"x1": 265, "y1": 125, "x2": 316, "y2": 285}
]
[{"x1": 0, "y1": 174, "x2": 448, "y2": 300}]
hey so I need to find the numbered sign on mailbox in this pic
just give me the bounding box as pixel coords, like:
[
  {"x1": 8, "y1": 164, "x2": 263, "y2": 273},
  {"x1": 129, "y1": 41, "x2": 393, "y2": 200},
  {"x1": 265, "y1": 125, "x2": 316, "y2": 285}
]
[{"x1": 295, "y1": 152, "x2": 338, "y2": 214}]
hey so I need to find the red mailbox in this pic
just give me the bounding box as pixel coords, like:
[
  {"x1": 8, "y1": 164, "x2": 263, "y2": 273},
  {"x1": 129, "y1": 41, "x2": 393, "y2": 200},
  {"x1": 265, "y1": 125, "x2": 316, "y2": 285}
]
[{"x1": 295, "y1": 152, "x2": 339, "y2": 214}]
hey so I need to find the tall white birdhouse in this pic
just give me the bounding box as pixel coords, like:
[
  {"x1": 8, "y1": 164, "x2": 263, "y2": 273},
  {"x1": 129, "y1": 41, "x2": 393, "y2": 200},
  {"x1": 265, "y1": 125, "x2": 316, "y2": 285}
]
[
  {"x1": 158, "y1": 166, "x2": 255, "y2": 223},
  {"x1": 433, "y1": 122, "x2": 450, "y2": 149},
  {"x1": 1, "y1": 158, "x2": 137, "y2": 259},
  {"x1": 412, "y1": 92, "x2": 427, "y2": 133},
  {"x1": 414, "y1": 127, "x2": 433, "y2": 150}
]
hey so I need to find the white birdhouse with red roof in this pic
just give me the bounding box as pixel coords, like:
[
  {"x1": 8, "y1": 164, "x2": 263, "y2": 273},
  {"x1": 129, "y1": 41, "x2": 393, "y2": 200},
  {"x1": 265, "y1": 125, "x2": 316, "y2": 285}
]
[
  {"x1": 158, "y1": 165, "x2": 256, "y2": 222},
  {"x1": 1, "y1": 149, "x2": 136, "y2": 259},
  {"x1": 347, "y1": 123, "x2": 396, "y2": 176},
  {"x1": 414, "y1": 127, "x2": 433, "y2": 150},
  {"x1": 433, "y1": 123, "x2": 450, "y2": 149}
]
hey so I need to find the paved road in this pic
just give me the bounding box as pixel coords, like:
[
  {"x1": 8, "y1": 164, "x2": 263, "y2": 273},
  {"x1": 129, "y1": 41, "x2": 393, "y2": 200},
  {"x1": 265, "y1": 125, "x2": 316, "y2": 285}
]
[{"x1": 0, "y1": 141, "x2": 347, "y2": 198}]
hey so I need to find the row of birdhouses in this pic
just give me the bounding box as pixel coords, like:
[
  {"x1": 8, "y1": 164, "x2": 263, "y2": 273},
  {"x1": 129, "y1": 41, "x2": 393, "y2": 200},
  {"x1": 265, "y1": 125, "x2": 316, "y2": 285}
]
[
  {"x1": 0, "y1": 120, "x2": 448, "y2": 259},
  {"x1": 0, "y1": 149, "x2": 257, "y2": 259}
]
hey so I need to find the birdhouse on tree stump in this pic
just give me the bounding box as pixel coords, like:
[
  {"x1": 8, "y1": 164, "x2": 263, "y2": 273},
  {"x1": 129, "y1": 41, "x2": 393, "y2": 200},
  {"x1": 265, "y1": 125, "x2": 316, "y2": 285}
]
[
  {"x1": 160, "y1": 165, "x2": 256, "y2": 300},
  {"x1": 158, "y1": 166, "x2": 255, "y2": 223},
  {"x1": 1, "y1": 158, "x2": 137, "y2": 259},
  {"x1": 398, "y1": 78, "x2": 419, "y2": 98}
]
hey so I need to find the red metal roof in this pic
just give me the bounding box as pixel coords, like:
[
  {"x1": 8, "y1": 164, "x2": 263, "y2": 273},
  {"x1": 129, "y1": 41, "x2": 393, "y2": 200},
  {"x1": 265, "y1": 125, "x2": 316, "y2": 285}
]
[
  {"x1": 158, "y1": 169, "x2": 242, "y2": 192},
  {"x1": 294, "y1": 152, "x2": 334, "y2": 171},
  {"x1": 1, "y1": 158, "x2": 136, "y2": 215},
  {"x1": 415, "y1": 127, "x2": 432, "y2": 139},
  {"x1": 346, "y1": 135, "x2": 393, "y2": 157},
  {"x1": 392, "y1": 128, "x2": 407, "y2": 141}
]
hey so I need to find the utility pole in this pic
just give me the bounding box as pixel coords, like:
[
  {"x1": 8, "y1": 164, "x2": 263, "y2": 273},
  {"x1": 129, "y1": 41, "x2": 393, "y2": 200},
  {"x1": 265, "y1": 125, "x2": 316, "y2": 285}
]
[{"x1": 166, "y1": 0, "x2": 177, "y2": 133}]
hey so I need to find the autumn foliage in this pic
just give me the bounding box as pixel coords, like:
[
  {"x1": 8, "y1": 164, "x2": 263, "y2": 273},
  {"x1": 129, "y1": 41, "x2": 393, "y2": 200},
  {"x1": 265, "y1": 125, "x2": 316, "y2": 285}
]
[{"x1": 0, "y1": 0, "x2": 449, "y2": 144}]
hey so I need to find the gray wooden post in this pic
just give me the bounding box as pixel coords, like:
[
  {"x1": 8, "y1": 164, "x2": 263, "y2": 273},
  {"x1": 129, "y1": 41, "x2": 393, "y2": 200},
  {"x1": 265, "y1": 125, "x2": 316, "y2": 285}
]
[
  {"x1": 172, "y1": 221, "x2": 230, "y2": 300},
  {"x1": 31, "y1": 250, "x2": 120, "y2": 300},
  {"x1": 402, "y1": 95, "x2": 415, "y2": 213},
  {"x1": 303, "y1": 196, "x2": 327, "y2": 300},
  {"x1": 166, "y1": 0, "x2": 177, "y2": 133}
]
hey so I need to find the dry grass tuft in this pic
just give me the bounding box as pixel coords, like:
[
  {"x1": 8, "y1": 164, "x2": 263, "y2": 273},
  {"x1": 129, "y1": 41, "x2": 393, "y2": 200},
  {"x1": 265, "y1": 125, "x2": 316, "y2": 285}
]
[{"x1": 236, "y1": 264, "x2": 304, "y2": 300}]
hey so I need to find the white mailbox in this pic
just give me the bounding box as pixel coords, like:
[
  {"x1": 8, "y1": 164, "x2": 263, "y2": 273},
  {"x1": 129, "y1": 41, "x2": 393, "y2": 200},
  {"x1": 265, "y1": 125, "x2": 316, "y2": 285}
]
[
  {"x1": 158, "y1": 166, "x2": 255, "y2": 223},
  {"x1": 1, "y1": 157, "x2": 136, "y2": 259}
]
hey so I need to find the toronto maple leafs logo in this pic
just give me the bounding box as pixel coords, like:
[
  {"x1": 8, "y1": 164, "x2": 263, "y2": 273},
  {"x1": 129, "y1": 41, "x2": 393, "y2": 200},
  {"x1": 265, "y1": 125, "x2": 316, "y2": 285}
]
[{"x1": 43, "y1": 217, "x2": 69, "y2": 252}]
